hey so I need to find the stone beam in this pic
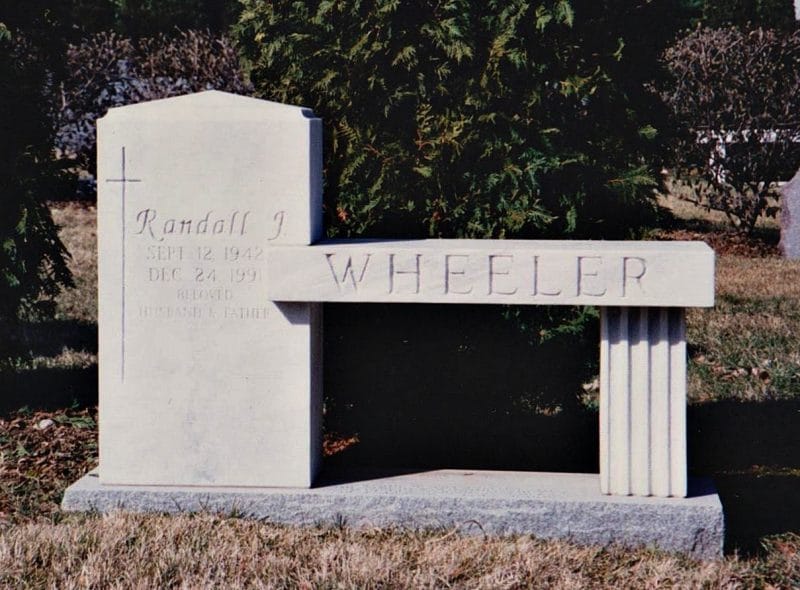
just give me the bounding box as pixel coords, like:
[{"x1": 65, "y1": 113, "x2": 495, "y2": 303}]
[{"x1": 267, "y1": 240, "x2": 714, "y2": 307}]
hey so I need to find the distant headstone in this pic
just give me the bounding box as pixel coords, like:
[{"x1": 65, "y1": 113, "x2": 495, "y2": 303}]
[
  {"x1": 96, "y1": 91, "x2": 322, "y2": 487},
  {"x1": 780, "y1": 168, "x2": 800, "y2": 258}
]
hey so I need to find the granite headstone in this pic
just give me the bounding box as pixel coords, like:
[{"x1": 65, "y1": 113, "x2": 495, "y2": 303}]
[{"x1": 96, "y1": 91, "x2": 323, "y2": 487}]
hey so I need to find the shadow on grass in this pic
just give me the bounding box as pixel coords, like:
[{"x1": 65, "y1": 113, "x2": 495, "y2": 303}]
[
  {"x1": 689, "y1": 400, "x2": 800, "y2": 556},
  {"x1": 323, "y1": 303, "x2": 800, "y2": 556},
  {"x1": 327, "y1": 391, "x2": 800, "y2": 556},
  {"x1": 0, "y1": 319, "x2": 98, "y2": 415},
  {"x1": 2, "y1": 319, "x2": 97, "y2": 358},
  {"x1": 0, "y1": 366, "x2": 98, "y2": 415},
  {"x1": 323, "y1": 303, "x2": 600, "y2": 474}
]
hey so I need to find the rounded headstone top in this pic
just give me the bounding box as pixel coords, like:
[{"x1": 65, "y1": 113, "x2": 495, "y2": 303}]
[{"x1": 101, "y1": 90, "x2": 317, "y2": 121}]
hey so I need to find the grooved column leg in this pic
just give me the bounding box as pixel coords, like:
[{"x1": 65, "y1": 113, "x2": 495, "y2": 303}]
[{"x1": 600, "y1": 307, "x2": 687, "y2": 498}]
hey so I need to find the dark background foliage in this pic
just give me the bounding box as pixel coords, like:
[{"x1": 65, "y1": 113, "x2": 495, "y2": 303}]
[
  {"x1": 235, "y1": 0, "x2": 686, "y2": 241},
  {"x1": 1, "y1": 0, "x2": 237, "y2": 40},
  {"x1": 109, "y1": 0, "x2": 238, "y2": 38},
  {"x1": 0, "y1": 0, "x2": 243, "y2": 319},
  {"x1": 699, "y1": 0, "x2": 796, "y2": 29},
  {"x1": 0, "y1": 11, "x2": 73, "y2": 321},
  {"x1": 2, "y1": 0, "x2": 795, "y2": 319},
  {"x1": 232, "y1": 0, "x2": 695, "y2": 440},
  {"x1": 663, "y1": 27, "x2": 800, "y2": 233}
]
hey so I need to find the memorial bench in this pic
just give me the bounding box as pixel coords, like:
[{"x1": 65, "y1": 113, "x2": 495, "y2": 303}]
[{"x1": 63, "y1": 92, "x2": 722, "y2": 557}]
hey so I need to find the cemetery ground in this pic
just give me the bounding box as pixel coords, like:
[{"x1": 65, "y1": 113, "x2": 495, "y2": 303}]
[{"x1": 0, "y1": 200, "x2": 799, "y2": 586}]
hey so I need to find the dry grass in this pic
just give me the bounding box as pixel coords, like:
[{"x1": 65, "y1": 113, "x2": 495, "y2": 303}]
[
  {"x1": 0, "y1": 405, "x2": 796, "y2": 588},
  {"x1": 1, "y1": 513, "x2": 793, "y2": 589},
  {"x1": 657, "y1": 180, "x2": 781, "y2": 232},
  {"x1": 51, "y1": 201, "x2": 98, "y2": 325},
  {"x1": 652, "y1": 189, "x2": 800, "y2": 402},
  {"x1": 0, "y1": 409, "x2": 97, "y2": 525},
  {"x1": 0, "y1": 202, "x2": 98, "y2": 374},
  {"x1": 687, "y1": 257, "x2": 800, "y2": 402},
  {"x1": 715, "y1": 257, "x2": 800, "y2": 301}
]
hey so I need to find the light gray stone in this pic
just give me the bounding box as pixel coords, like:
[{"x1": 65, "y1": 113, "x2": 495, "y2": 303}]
[
  {"x1": 97, "y1": 91, "x2": 323, "y2": 487},
  {"x1": 780, "y1": 168, "x2": 800, "y2": 258},
  {"x1": 36, "y1": 418, "x2": 55, "y2": 430},
  {"x1": 600, "y1": 307, "x2": 688, "y2": 497},
  {"x1": 267, "y1": 240, "x2": 715, "y2": 307},
  {"x1": 266, "y1": 240, "x2": 716, "y2": 497},
  {"x1": 62, "y1": 469, "x2": 724, "y2": 559}
]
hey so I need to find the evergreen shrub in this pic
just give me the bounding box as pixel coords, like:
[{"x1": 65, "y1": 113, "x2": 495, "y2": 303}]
[
  {"x1": 0, "y1": 24, "x2": 73, "y2": 320},
  {"x1": 235, "y1": 0, "x2": 676, "y2": 239},
  {"x1": 699, "y1": 0, "x2": 796, "y2": 30}
]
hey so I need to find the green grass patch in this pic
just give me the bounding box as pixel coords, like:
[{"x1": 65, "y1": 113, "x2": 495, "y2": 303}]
[{"x1": 687, "y1": 257, "x2": 800, "y2": 403}]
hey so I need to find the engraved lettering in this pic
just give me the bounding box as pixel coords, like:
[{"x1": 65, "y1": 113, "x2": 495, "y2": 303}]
[
  {"x1": 148, "y1": 267, "x2": 181, "y2": 282},
  {"x1": 444, "y1": 254, "x2": 472, "y2": 294},
  {"x1": 532, "y1": 255, "x2": 562, "y2": 296},
  {"x1": 196, "y1": 246, "x2": 213, "y2": 261},
  {"x1": 135, "y1": 209, "x2": 161, "y2": 241},
  {"x1": 134, "y1": 209, "x2": 249, "y2": 241},
  {"x1": 239, "y1": 211, "x2": 250, "y2": 236},
  {"x1": 176, "y1": 287, "x2": 232, "y2": 301},
  {"x1": 139, "y1": 305, "x2": 203, "y2": 319},
  {"x1": 197, "y1": 211, "x2": 212, "y2": 234},
  {"x1": 147, "y1": 246, "x2": 183, "y2": 261},
  {"x1": 389, "y1": 253, "x2": 421, "y2": 294},
  {"x1": 623, "y1": 257, "x2": 647, "y2": 296},
  {"x1": 224, "y1": 307, "x2": 269, "y2": 320},
  {"x1": 325, "y1": 253, "x2": 372, "y2": 291},
  {"x1": 194, "y1": 267, "x2": 217, "y2": 283},
  {"x1": 224, "y1": 246, "x2": 262, "y2": 261},
  {"x1": 267, "y1": 210, "x2": 286, "y2": 241},
  {"x1": 229, "y1": 211, "x2": 238, "y2": 235},
  {"x1": 577, "y1": 256, "x2": 606, "y2": 296},
  {"x1": 229, "y1": 268, "x2": 260, "y2": 283},
  {"x1": 488, "y1": 254, "x2": 517, "y2": 295}
]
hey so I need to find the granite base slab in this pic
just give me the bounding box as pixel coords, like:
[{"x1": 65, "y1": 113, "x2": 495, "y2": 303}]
[{"x1": 62, "y1": 469, "x2": 724, "y2": 559}]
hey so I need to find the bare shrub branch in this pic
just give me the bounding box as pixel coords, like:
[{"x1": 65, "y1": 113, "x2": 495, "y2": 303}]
[{"x1": 663, "y1": 27, "x2": 800, "y2": 233}]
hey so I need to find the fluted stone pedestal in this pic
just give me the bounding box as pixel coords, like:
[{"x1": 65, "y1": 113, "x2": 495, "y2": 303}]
[{"x1": 600, "y1": 307, "x2": 687, "y2": 497}]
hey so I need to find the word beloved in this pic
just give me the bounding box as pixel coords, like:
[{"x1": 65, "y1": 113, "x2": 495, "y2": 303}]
[{"x1": 135, "y1": 209, "x2": 250, "y2": 241}]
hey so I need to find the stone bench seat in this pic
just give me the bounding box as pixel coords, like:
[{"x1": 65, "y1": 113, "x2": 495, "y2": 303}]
[{"x1": 267, "y1": 238, "x2": 715, "y2": 498}]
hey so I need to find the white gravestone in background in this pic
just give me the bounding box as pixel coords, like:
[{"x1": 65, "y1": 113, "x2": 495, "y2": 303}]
[{"x1": 97, "y1": 91, "x2": 322, "y2": 487}]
